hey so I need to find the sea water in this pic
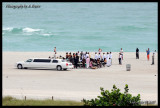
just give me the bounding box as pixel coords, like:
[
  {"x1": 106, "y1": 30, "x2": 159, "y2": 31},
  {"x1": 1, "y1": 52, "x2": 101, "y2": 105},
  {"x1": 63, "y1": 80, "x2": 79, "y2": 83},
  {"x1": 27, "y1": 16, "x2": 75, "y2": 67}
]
[{"x1": 2, "y1": 2, "x2": 158, "y2": 52}]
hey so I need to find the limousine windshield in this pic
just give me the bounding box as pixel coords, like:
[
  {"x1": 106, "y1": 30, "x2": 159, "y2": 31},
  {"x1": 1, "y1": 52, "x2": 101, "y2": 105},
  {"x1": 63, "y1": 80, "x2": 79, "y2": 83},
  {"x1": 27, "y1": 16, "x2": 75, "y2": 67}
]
[{"x1": 26, "y1": 59, "x2": 32, "y2": 62}]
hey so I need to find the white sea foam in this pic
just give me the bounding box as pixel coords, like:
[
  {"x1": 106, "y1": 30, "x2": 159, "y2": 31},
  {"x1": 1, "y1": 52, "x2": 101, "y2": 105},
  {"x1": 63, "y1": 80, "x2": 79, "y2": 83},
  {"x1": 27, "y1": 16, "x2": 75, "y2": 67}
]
[
  {"x1": 23, "y1": 27, "x2": 42, "y2": 32},
  {"x1": 42, "y1": 33, "x2": 52, "y2": 36},
  {"x1": 3, "y1": 27, "x2": 13, "y2": 31}
]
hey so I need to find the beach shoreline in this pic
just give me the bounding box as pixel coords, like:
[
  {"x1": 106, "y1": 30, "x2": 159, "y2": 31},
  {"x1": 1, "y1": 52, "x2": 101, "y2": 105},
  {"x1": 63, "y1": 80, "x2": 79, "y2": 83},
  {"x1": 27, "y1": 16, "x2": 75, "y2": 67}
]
[{"x1": 2, "y1": 52, "x2": 158, "y2": 103}]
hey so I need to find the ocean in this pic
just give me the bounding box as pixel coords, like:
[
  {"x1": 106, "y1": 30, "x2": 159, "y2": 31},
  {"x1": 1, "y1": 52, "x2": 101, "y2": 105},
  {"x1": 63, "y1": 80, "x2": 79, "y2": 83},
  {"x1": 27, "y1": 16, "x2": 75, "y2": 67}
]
[{"x1": 2, "y1": 2, "x2": 158, "y2": 52}]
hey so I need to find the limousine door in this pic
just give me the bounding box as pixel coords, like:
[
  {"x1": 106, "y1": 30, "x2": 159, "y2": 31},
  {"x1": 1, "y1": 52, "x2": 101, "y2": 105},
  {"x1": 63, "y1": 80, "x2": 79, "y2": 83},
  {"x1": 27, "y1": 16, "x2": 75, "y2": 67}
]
[
  {"x1": 32, "y1": 59, "x2": 51, "y2": 69},
  {"x1": 51, "y1": 60, "x2": 58, "y2": 68},
  {"x1": 24, "y1": 59, "x2": 33, "y2": 67}
]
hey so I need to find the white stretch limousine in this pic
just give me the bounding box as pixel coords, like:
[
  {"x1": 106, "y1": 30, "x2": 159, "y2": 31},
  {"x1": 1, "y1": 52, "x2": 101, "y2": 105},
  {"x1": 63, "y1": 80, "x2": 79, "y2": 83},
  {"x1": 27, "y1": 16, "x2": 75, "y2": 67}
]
[{"x1": 15, "y1": 58, "x2": 73, "y2": 71}]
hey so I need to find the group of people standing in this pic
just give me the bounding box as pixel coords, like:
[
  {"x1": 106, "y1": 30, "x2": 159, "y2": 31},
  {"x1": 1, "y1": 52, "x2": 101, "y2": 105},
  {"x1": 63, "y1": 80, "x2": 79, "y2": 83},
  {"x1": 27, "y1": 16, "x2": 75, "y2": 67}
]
[
  {"x1": 65, "y1": 50, "x2": 112, "y2": 69},
  {"x1": 63, "y1": 48, "x2": 114, "y2": 69},
  {"x1": 94, "y1": 51, "x2": 112, "y2": 67},
  {"x1": 66, "y1": 52, "x2": 80, "y2": 68},
  {"x1": 136, "y1": 48, "x2": 156, "y2": 65},
  {"x1": 52, "y1": 47, "x2": 156, "y2": 68}
]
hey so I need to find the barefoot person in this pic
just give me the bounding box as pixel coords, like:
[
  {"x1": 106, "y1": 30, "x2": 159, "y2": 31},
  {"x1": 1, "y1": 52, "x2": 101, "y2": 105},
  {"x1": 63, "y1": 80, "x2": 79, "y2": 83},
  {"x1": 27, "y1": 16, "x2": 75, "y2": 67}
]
[{"x1": 146, "y1": 48, "x2": 150, "y2": 61}]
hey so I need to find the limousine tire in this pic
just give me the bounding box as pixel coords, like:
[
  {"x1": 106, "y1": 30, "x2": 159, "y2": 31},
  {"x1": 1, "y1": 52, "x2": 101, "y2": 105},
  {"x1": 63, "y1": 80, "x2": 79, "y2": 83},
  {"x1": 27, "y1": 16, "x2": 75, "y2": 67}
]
[
  {"x1": 17, "y1": 64, "x2": 23, "y2": 69},
  {"x1": 57, "y1": 65, "x2": 62, "y2": 71}
]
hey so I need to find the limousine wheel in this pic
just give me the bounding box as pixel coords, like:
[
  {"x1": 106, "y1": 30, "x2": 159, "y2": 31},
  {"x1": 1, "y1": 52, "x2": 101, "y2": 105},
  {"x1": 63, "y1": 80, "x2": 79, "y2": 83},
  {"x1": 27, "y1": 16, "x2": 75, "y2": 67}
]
[
  {"x1": 17, "y1": 64, "x2": 23, "y2": 69},
  {"x1": 57, "y1": 65, "x2": 62, "y2": 71}
]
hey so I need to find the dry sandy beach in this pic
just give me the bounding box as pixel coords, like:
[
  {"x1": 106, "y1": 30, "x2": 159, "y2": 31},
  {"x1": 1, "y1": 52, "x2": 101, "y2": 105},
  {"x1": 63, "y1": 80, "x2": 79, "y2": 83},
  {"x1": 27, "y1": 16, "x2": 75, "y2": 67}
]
[{"x1": 2, "y1": 52, "x2": 158, "y2": 104}]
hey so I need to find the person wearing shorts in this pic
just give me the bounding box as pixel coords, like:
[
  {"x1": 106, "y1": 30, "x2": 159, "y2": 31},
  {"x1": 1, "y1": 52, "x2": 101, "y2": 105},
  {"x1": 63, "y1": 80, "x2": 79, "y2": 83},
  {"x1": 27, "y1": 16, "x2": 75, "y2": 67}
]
[{"x1": 146, "y1": 48, "x2": 150, "y2": 61}]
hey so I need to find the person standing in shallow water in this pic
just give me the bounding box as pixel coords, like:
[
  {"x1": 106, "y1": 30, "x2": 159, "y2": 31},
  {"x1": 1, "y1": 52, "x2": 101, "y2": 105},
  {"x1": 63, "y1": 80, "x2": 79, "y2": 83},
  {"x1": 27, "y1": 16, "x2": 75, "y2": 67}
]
[
  {"x1": 136, "y1": 48, "x2": 139, "y2": 59},
  {"x1": 146, "y1": 48, "x2": 150, "y2": 61}
]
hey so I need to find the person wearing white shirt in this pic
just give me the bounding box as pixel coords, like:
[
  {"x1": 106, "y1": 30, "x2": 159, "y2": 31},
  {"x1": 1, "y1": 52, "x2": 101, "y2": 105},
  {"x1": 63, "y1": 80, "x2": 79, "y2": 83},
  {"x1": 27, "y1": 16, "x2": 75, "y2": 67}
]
[
  {"x1": 88, "y1": 52, "x2": 91, "y2": 58},
  {"x1": 95, "y1": 52, "x2": 98, "y2": 60},
  {"x1": 120, "y1": 48, "x2": 123, "y2": 60},
  {"x1": 86, "y1": 53, "x2": 89, "y2": 59},
  {"x1": 53, "y1": 52, "x2": 57, "y2": 59},
  {"x1": 77, "y1": 51, "x2": 80, "y2": 57},
  {"x1": 106, "y1": 52, "x2": 109, "y2": 61},
  {"x1": 119, "y1": 53, "x2": 122, "y2": 65},
  {"x1": 102, "y1": 53, "x2": 106, "y2": 61},
  {"x1": 109, "y1": 52, "x2": 112, "y2": 64},
  {"x1": 98, "y1": 53, "x2": 101, "y2": 60}
]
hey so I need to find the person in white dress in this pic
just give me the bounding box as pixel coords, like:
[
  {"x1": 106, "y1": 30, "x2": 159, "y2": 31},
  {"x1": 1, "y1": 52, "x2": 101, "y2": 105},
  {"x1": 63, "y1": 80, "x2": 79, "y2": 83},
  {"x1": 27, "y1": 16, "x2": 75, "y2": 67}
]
[
  {"x1": 106, "y1": 58, "x2": 111, "y2": 67},
  {"x1": 86, "y1": 57, "x2": 90, "y2": 68}
]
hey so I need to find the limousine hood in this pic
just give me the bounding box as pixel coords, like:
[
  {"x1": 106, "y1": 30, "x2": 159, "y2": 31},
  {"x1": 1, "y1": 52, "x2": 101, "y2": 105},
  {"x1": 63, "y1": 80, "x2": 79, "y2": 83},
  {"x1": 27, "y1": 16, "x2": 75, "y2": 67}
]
[{"x1": 16, "y1": 61, "x2": 25, "y2": 64}]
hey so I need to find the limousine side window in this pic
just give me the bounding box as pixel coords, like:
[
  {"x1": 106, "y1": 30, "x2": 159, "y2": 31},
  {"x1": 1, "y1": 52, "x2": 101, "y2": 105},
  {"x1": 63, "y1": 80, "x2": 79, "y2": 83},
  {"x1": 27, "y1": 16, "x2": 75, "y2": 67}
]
[
  {"x1": 52, "y1": 60, "x2": 58, "y2": 63},
  {"x1": 26, "y1": 59, "x2": 32, "y2": 62},
  {"x1": 33, "y1": 59, "x2": 51, "y2": 63}
]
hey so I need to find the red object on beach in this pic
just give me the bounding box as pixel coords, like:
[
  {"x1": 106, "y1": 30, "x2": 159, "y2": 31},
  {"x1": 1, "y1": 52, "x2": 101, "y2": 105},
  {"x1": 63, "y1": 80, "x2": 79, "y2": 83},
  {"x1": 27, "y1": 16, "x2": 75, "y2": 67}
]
[{"x1": 147, "y1": 54, "x2": 149, "y2": 60}]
